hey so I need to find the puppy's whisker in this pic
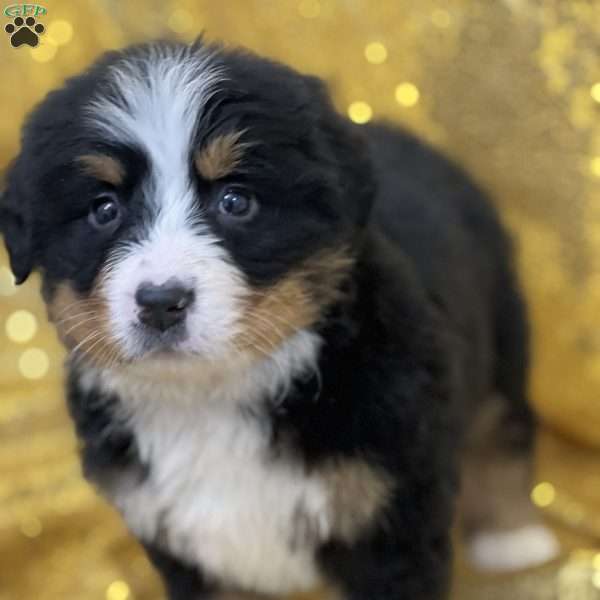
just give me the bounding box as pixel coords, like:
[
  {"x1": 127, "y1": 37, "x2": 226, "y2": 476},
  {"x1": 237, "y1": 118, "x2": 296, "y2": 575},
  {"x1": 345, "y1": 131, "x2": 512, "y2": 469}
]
[
  {"x1": 238, "y1": 325, "x2": 280, "y2": 356},
  {"x1": 55, "y1": 310, "x2": 101, "y2": 326},
  {"x1": 93, "y1": 337, "x2": 122, "y2": 370},
  {"x1": 61, "y1": 316, "x2": 102, "y2": 336},
  {"x1": 249, "y1": 310, "x2": 307, "y2": 345},
  {"x1": 90, "y1": 335, "x2": 115, "y2": 366},
  {"x1": 70, "y1": 329, "x2": 105, "y2": 357},
  {"x1": 233, "y1": 333, "x2": 273, "y2": 361},
  {"x1": 250, "y1": 308, "x2": 303, "y2": 337},
  {"x1": 83, "y1": 333, "x2": 112, "y2": 361},
  {"x1": 53, "y1": 298, "x2": 104, "y2": 318},
  {"x1": 244, "y1": 309, "x2": 291, "y2": 341},
  {"x1": 234, "y1": 331, "x2": 292, "y2": 394}
]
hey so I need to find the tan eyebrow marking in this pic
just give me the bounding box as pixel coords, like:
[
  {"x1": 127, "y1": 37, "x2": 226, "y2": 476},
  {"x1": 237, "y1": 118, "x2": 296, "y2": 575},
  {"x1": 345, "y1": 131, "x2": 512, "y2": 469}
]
[
  {"x1": 77, "y1": 154, "x2": 125, "y2": 186},
  {"x1": 194, "y1": 130, "x2": 248, "y2": 181}
]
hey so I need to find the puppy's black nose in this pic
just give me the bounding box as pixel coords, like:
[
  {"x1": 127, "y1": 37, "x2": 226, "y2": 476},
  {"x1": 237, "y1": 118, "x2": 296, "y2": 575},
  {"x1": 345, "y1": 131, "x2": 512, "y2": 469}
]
[{"x1": 135, "y1": 282, "x2": 194, "y2": 332}]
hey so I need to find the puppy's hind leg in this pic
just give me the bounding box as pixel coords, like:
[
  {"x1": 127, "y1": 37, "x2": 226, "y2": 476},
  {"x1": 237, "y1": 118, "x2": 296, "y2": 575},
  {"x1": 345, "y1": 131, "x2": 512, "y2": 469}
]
[
  {"x1": 460, "y1": 271, "x2": 559, "y2": 572},
  {"x1": 460, "y1": 396, "x2": 560, "y2": 572}
]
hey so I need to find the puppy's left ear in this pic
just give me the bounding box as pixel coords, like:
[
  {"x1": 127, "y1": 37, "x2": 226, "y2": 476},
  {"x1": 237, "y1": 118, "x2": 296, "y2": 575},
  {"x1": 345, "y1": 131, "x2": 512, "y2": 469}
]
[{"x1": 0, "y1": 159, "x2": 35, "y2": 284}]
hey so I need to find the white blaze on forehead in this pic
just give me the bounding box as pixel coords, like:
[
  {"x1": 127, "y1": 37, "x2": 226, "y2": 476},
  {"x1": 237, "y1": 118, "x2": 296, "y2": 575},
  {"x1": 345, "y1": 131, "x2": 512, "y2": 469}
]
[
  {"x1": 86, "y1": 44, "x2": 222, "y2": 182},
  {"x1": 85, "y1": 45, "x2": 246, "y2": 360},
  {"x1": 86, "y1": 44, "x2": 223, "y2": 223}
]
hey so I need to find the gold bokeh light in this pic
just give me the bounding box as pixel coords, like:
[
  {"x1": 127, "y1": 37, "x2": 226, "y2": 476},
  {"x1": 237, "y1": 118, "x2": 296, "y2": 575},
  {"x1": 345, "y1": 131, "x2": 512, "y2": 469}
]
[
  {"x1": 364, "y1": 42, "x2": 388, "y2": 64},
  {"x1": 395, "y1": 82, "x2": 420, "y2": 107},
  {"x1": 47, "y1": 20, "x2": 73, "y2": 46},
  {"x1": 5, "y1": 310, "x2": 38, "y2": 344},
  {"x1": 106, "y1": 580, "x2": 131, "y2": 600},
  {"x1": 531, "y1": 482, "x2": 557, "y2": 508},
  {"x1": 18, "y1": 348, "x2": 50, "y2": 380},
  {"x1": 347, "y1": 101, "x2": 373, "y2": 124}
]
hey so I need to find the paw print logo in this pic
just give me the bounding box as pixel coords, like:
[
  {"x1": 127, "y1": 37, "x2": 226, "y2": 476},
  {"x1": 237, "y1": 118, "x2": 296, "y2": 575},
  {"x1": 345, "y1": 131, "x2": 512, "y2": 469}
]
[{"x1": 5, "y1": 16, "x2": 45, "y2": 48}]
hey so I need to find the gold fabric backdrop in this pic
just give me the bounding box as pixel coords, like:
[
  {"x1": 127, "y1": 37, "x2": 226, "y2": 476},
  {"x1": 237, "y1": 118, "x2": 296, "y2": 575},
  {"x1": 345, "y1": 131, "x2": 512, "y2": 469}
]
[{"x1": 1, "y1": 1, "x2": 599, "y2": 598}]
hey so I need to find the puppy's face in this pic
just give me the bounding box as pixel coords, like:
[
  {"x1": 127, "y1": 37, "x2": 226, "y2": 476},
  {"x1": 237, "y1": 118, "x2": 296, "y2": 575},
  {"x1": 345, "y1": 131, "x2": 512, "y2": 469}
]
[{"x1": 1, "y1": 42, "x2": 373, "y2": 372}]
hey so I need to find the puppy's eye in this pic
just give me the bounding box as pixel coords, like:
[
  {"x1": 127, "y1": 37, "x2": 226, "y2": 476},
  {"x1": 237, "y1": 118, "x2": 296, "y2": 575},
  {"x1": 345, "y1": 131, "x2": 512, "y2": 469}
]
[
  {"x1": 89, "y1": 193, "x2": 121, "y2": 230},
  {"x1": 218, "y1": 189, "x2": 258, "y2": 220}
]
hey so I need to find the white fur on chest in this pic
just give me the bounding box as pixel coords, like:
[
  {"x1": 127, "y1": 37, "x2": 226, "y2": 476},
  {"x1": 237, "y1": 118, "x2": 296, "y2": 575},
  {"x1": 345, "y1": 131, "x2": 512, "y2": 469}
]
[
  {"x1": 99, "y1": 332, "x2": 328, "y2": 595},
  {"x1": 115, "y1": 401, "x2": 327, "y2": 595}
]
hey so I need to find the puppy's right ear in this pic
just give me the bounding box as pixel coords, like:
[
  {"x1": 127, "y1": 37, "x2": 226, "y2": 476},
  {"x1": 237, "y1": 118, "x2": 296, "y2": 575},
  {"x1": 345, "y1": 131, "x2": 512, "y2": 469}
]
[{"x1": 0, "y1": 160, "x2": 35, "y2": 284}]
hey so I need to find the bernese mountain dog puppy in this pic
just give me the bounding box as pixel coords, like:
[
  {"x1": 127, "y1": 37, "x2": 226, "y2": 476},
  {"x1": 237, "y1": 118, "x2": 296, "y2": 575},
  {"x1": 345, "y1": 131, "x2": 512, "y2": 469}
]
[{"x1": 1, "y1": 40, "x2": 559, "y2": 599}]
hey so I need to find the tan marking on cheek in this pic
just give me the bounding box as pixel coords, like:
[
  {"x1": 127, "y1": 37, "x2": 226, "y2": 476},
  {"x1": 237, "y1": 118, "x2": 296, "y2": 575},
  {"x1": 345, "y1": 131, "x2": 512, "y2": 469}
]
[
  {"x1": 195, "y1": 130, "x2": 248, "y2": 181},
  {"x1": 234, "y1": 247, "x2": 354, "y2": 358},
  {"x1": 237, "y1": 276, "x2": 316, "y2": 356},
  {"x1": 321, "y1": 459, "x2": 392, "y2": 544},
  {"x1": 47, "y1": 280, "x2": 123, "y2": 367},
  {"x1": 77, "y1": 154, "x2": 125, "y2": 186}
]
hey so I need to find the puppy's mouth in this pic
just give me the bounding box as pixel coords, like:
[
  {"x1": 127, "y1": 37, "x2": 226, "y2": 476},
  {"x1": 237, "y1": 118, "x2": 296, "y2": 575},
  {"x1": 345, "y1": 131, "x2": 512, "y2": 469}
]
[{"x1": 131, "y1": 319, "x2": 190, "y2": 357}]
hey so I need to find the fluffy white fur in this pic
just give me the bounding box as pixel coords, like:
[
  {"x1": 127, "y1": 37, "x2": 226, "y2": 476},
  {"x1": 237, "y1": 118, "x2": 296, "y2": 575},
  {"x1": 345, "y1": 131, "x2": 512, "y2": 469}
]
[{"x1": 92, "y1": 331, "x2": 327, "y2": 595}]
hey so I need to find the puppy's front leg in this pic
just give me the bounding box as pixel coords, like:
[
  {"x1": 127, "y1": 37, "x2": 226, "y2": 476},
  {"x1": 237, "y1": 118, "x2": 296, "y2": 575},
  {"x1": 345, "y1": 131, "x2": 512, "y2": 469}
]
[
  {"x1": 312, "y1": 458, "x2": 453, "y2": 599},
  {"x1": 313, "y1": 423, "x2": 455, "y2": 599},
  {"x1": 320, "y1": 524, "x2": 453, "y2": 600}
]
